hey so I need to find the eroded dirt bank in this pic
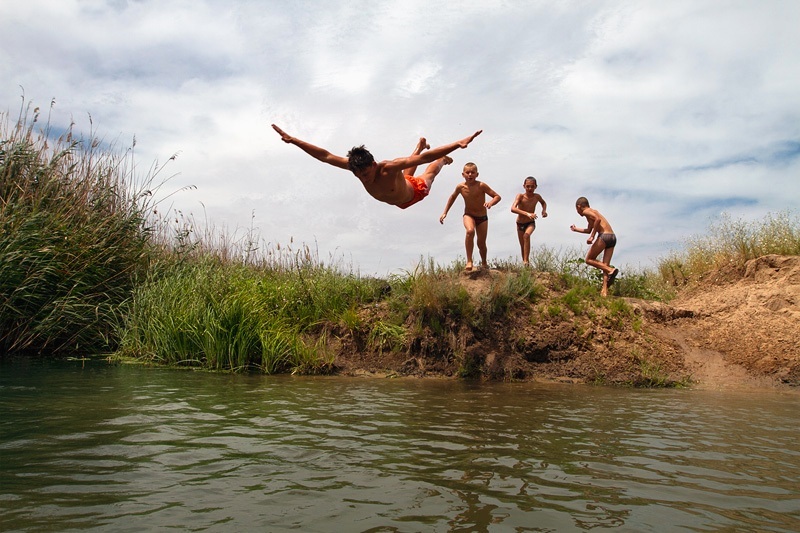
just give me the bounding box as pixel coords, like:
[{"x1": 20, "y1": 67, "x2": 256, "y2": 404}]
[
  {"x1": 660, "y1": 254, "x2": 800, "y2": 388},
  {"x1": 330, "y1": 255, "x2": 800, "y2": 389}
]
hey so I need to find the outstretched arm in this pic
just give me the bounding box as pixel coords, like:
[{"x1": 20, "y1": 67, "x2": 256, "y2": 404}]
[
  {"x1": 439, "y1": 187, "x2": 461, "y2": 224},
  {"x1": 570, "y1": 223, "x2": 590, "y2": 234},
  {"x1": 272, "y1": 124, "x2": 350, "y2": 170},
  {"x1": 386, "y1": 130, "x2": 482, "y2": 172}
]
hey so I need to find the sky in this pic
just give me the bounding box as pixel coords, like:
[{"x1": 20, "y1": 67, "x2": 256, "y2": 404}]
[{"x1": 2, "y1": 0, "x2": 798, "y2": 275}]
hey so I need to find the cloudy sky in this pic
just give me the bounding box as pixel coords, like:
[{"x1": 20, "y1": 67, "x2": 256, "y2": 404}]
[{"x1": 2, "y1": 0, "x2": 798, "y2": 275}]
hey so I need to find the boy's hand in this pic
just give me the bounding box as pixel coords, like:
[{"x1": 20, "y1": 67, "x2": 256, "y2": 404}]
[
  {"x1": 587, "y1": 238, "x2": 593, "y2": 245},
  {"x1": 272, "y1": 124, "x2": 293, "y2": 143},
  {"x1": 439, "y1": 213, "x2": 447, "y2": 224}
]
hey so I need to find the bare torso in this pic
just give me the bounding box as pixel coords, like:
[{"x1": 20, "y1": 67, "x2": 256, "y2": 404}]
[
  {"x1": 585, "y1": 208, "x2": 614, "y2": 234},
  {"x1": 458, "y1": 181, "x2": 490, "y2": 217},
  {"x1": 513, "y1": 193, "x2": 543, "y2": 223},
  {"x1": 358, "y1": 162, "x2": 414, "y2": 205}
]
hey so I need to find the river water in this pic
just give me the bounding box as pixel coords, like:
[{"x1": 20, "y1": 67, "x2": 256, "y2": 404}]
[{"x1": 1, "y1": 359, "x2": 799, "y2": 532}]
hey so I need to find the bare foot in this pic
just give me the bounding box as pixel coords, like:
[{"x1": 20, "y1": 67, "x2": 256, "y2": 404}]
[
  {"x1": 465, "y1": 262, "x2": 473, "y2": 271},
  {"x1": 443, "y1": 155, "x2": 453, "y2": 165},
  {"x1": 415, "y1": 137, "x2": 430, "y2": 154},
  {"x1": 601, "y1": 272, "x2": 610, "y2": 297}
]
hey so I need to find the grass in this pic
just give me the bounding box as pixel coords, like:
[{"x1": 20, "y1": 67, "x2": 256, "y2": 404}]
[
  {"x1": 388, "y1": 257, "x2": 473, "y2": 334},
  {"x1": 0, "y1": 101, "x2": 164, "y2": 354},
  {"x1": 561, "y1": 284, "x2": 597, "y2": 316},
  {"x1": 117, "y1": 253, "x2": 384, "y2": 373},
  {"x1": 602, "y1": 297, "x2": 637, "y2": 331},
  {"x1": 657, "y1": 211, "x2": 800, "y2": 286},
  {"x1": 477, "y1": 266, "x2": 545, "y2": 321},
  {"x1": 368, "y1": 321, "x2": 406, "y2": 354}
]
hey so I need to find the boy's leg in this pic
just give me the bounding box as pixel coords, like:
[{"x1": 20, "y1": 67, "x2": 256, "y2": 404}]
[
  {"x1": 523, "y1": 225, "x2": 535, "y2": 264},
  {"x1": 476, "y1": 221, "x2": 489, "y2": 267},
  {"x1": 602, "y1": 245, "x2": 618, "y2": 290},
  {"x1": 517, "y1": 227, "x2": 526, "y2": 262},
  {"x1": 585, "y1": 240, "x2": 614, "y2": 296},
  {"x1": 405, "y1": 137, "x2": 430, "y2": 176},
  {"x1": 584, "y1": 240, "x2": 613, "y2": 274},
  {"x1": 418, "y1": 156, "x2": 454, "y2": 190},
  {"x1": 462, "y1": 215, "x2": 477, "y2": 270},
  {"x1": 601, "y1": 246, "x2": 615, "y2": 270}
]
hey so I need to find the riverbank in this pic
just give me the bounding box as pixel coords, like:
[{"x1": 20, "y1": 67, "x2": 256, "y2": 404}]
[
  {"x1": 3, "y1": 110, "x2": 798, "y2": 388},
  {"x1": 327, "y1": 255, "x2": 800, "y2": 389}
]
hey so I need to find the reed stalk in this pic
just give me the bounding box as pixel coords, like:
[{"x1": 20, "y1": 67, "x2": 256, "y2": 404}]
[{"x1": 0, "y1": 101, "x2": 167, "y2": 354}]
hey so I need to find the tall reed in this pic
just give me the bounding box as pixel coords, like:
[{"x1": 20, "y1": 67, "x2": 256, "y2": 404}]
[{"x1": 0, "y1": 101, "x2": 166, "y2": 354}]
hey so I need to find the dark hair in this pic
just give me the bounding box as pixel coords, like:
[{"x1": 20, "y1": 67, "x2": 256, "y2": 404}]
[
  {"x1": 576, "y1": 196, "x2": 590, "y2": 208},
  {"x1": 347, "y1": 145, "x2": 375, "y2": 173},
  {"x1": 524, "y1": 176, "x2": 537, "y2": 186}
]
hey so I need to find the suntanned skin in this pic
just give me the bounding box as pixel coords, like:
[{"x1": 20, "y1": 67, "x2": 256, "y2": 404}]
[
  {"x1": 510, "y1": 178, "x2": 548, "y2": 265},
  {"x1": 570, "y1": 201, "x2": 617, "y2": 296},
  {"x1": 271, "y1": 124, "x2": 482, "y2": 207},
  {"x1": 439, "y1": 163, "x2": 501, "y2": 270}
]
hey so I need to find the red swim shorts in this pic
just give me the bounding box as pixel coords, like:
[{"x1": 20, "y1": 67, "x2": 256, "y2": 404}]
[{"x1": 397, "y1": 175, "x2": 429, "y2": 209}]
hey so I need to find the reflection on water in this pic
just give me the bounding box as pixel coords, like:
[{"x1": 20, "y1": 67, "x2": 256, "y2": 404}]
[{"x1": 1, "y1": 359, "x2": 800, "y2": 532}]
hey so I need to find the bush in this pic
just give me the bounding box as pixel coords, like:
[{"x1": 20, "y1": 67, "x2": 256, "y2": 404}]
[{"x1": 0, "y1": 103, "x2": 158, "y2": 354}]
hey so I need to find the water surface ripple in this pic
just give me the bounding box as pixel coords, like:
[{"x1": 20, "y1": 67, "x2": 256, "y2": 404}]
[{"x1": 2, "y1": 360, "x2": 799, "y2": 531}]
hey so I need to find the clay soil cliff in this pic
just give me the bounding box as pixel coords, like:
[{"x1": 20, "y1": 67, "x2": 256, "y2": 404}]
[{"x1": 332, "y1": 255, "x2": 800, "y2": 389}]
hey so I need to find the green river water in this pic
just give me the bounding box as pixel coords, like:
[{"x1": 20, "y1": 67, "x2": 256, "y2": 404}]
[{"x1": 1, "y1": 358, "x2": 799, "y2": 532}]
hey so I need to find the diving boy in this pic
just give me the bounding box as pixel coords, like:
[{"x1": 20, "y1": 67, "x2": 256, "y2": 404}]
[
  {"x1": 510, "y1": 176, "x2": 548, "y2": 265},
  {"x1": 570, "y1": 197, "x2": 619, "y2": 297},
  {"x1": 271, "y1": 124, "x2": 482, "y2": 209},
  {"x1": 439, "y1": 162, "x2": 501, "y2": 271}
]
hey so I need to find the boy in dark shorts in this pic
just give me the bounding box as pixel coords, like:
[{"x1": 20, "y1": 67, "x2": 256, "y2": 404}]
[
  {"x1": 510, "y1": 176, "x2": 548, "y2": 265},
  {"x1": 570, "y1": 196, "x2": 619, "y2": 296},
  {"x1": 439, "y1": 162, "x2": 501, "y2": 271}
]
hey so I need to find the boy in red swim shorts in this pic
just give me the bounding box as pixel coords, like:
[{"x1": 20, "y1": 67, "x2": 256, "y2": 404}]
[{"x1": 272, "y1": 124, "x2": 481, "y2": 208}]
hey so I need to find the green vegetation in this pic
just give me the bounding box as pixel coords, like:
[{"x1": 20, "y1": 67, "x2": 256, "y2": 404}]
[
  {"x1": 3, "y1": 102, "x2": 797, "y2": 383},
  {"x1": 657, "y1": 211, "x2": 800, "y2": 286},
  {"x1": 0, "y1": 103, "x2": 160, "y2": 354},
  {"x1": 118, "y1": 252, "x2": 384, "y2": 372},
  {"x1": 389, "y1": 258, "x2": 473, "y2": 334},
  {"x1": 367, "y1": 321, "x2": 405, "y2": 355}
]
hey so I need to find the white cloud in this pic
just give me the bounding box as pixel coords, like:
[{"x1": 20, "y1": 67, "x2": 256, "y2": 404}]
[{"x1": 2, "y1": 0, "x2": 798, "y2": 275}]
